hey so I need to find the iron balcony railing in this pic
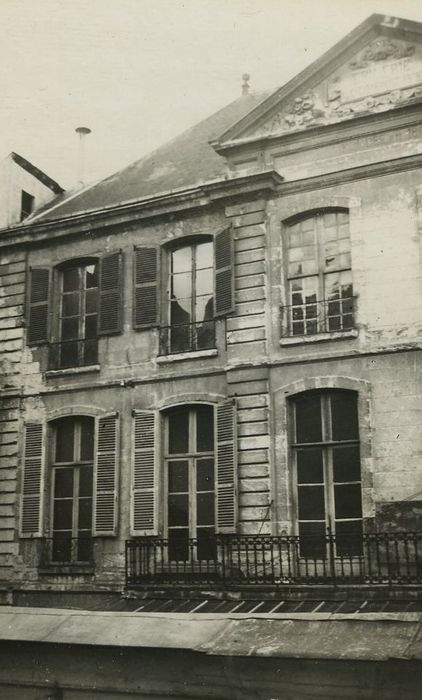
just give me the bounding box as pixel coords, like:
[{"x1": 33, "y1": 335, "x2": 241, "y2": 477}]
[
  {"x1": 40, "y1": 537, "x2": 94, "y2": 566},
  {"x1": 48, "y1": 338, "x2": 98, "y2": 370},
  {"x1": 126, "y1": 531, "x2": 422, "y2": 587},
  {"x1": 159, "y1": 319, "x2": 216, "y2": 355},
  {"x1": 281, "y1": 297, "x2": 355, "y2": 338}
]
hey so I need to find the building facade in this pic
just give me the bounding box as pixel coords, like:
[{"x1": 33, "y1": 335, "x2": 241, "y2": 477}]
[{"x1": 1, "y1": 13, "x2": 422, "y2": 603}]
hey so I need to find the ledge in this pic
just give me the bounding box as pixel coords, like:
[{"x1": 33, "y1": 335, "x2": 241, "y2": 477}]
[
  {"x1": 280, "y1": 329, "x2": 358, "y2": 347},
  {"x1": 45, "y1": 364, "x2": 101, "y2": 378},
  {"x1": 38, "y1": 565, "x2": 95, "y2": 576},
  {"x1": 157, "y1": 349, "x2": 218, "y2": 363}
]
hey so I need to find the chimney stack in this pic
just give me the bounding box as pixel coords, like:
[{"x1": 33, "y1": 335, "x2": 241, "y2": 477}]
[
  {"x1": 241, "y1": 73, "x2": 250, "y2": 96},
  {"x1": 75, "y1": 126, "x2": 91, "y2": 186}
]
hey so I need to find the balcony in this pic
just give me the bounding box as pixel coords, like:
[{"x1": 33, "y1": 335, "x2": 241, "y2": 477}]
[
  {"x1": 159, "y1": 320, "x2": 216, "y2": 356},
  {"x1": 281, "y1": 297, "x2": 355, "y2": 339},
  {"x1": 48, "y1": 338, "x2": 98, "y2": 370},
  {"x1": 126, "y1": 531, "x2": 422, "y2": 588}
]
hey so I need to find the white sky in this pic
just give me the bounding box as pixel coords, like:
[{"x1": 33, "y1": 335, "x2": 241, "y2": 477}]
[{"x1": 1, "y1": 0, "x2": 422, "y2": 189}]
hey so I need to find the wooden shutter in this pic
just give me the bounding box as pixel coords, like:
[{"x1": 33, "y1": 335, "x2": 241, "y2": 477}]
[
  {"x1": 98, "y1": 251, "x2": 123, "y2": 335},
  {"x1": 93, "y1": 413, "x2": 119, "y2": 536},
  {"x1": 20, "y1": 422, "x2": 45, "y2": 537},
  {"x1": 215, "y1": 398, "x2": 238, "y2": 533},
  {"x1": 133, "y1": 247, "x2": 159, "y2": 329},
  {"x1": 27, "y1": 267, "x2": 51, "y2": 345},
  {"x1": 131, "y1": 410, "x2": 158, "y2": 535},
  {"x1": 214, "y1": 227, "x2": 234, "y2": 317}
]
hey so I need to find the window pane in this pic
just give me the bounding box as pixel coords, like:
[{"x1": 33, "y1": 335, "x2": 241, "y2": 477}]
[
  {"x1": 77, "y1": 536, "x2": 93, "y2": 562},
  {"x1": 197, "y1": 528, "x2": 216, "y2": 561},
  {"x1": 336, "y1": 520, "x2": 363, "y2": 557},
  {"x1": 60, "y1": 341, "x2": 79, "y2": 368},
  {"x1": 55, "y1": 418, "x2": 75, "y2": 462},
  {"x1": 168, "y1": 494, "x2": 189, "y2": 526},
  {"x1": 298, "y1": 521, "x2": 326, "y2": 559},
  {"x1": 333, "y1": 445, "x2": 361, "y2": 483},
  {"x1": 331, "y1": 392, "x2": 359, "y2": 440},
  {"x1": 54, "y1": 468, "x2": 74, "y2": 497},
  {"x1": 85, "y1": 289, "x2": 98, "y2": 313},
  {"x1": 53, "y1": 499, "x2": 73, "y2": 529},
  {"x1": 172, "y1": 247, "x2": 192, "y2": 274},
  {"x1": 196, "y1": 268, "x2": 213, "y2": 297},
  {"x1": 172, "y1": 272, "x2": 192, "y2": 301},
  {"x1": 85, "y1": 315, "x2": 97, "y2": 339},
  {"x1": 296, "y1": 448, "x2": 323, "y2": 484},
  {"x1": 80, "y1": 419, "x2": 94, "y2": 461},
  {"x1": 195, "y1": 295, "x2": 214, "y2": 323},
  {"x1": 171, "y1": 299, "x2": 192, "y2": 326},
  {"x1": 196, "y1": 406, "x2": 214, "y2": 452},
  {"x1": 196, "y1": 242, "x2": 213, "y2": 270},
  {"x1": 298, "y1": 485, "x2": 325, "y2": 520},
  {"x1": 85, "y1": 264, "x2": 98, "y2": 288},
  {"x1": 168, "y1": 408, "x2": 189, "y2": 454},
  {"x1": 294, "y1": 394, "x2": 322, "y2": 443},
  {"x1": 78, "y1": 498, "x2": 92, "y2": 529},
  {"x1": 79, "y1": 466, "x2": 93, "y2": 495},
  {"x1": 62, "y1": 293, "x2": 79, "y2": 316},
  {"x1": 62, "y1": 267, "x2": 80, "y2": 292},
  {"x1": 334, "y1": 484, "x2": 362, "y2": 519},
  {"x1": 168, "y1": 460, "x2": 189, "y2": 493},
  {"x1": 197, "y1": 493, "x2": 215, "y2": 526},
  {"x1": 196, "y1": 319, "x2": 215, "y2": 350},
  {"x1": 168, "y1": 529, "x2": 189, "y2": 561},
  {"x1": 52, "y1": 533, "x2": 72, "y2": 562},
  {"x1": 197, "y1": 458, "x2": 214, "y2": 491},
  {"x1": 61, "y1": 317, "x2": 79, "y2": 340}
]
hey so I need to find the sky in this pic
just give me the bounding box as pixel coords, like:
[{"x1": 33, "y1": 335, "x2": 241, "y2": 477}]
[{"x1": 1, "y1": 0, "x2": 422, "y2": 190}]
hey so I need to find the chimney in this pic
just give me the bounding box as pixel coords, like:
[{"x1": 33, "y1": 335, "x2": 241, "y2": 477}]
[
  {"x1": 241, "y1": 73, "x2": 250, "y2": 96},
  {"x1": 75, "y1": 126, "x2": 91, "y2": 186}
]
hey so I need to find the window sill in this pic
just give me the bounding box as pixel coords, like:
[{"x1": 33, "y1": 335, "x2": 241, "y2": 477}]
[
  {"x1": 280, "y1": 329, "x2": 358, "y2": 347},
  {"x1": 45, "y1": 364, "x2": 101, "y2": 378},
  {"x1": 157, "y1": 349, "x2": 218, "y2": 363},
  {"x1": 38, "y1": 564, "x2": 95, "y2": 576}
]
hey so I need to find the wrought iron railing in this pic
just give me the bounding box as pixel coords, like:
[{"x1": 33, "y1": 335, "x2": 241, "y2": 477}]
[
  {"x1": 48, "y1": 338, "x2": 98, "y2": 370},
  {"x1": 281, "y1": 297, "x2": 355, "y2": 338},
  {"x1": 40, "y1": 537, "x2": 94, "y2": 566},
  {"x1": 159, "y1": 320, "x2": 216, "y2": 355},
  {"x1": 126, "y1": 532, "x2": 422, "y2": 587}
]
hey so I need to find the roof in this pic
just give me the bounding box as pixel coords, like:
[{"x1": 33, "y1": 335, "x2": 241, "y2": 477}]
[
  {"x1": 35, "y1": 90, "x2": 272, "y2": 222},
  {"x1": 10, "y1": 152, "x2": 64, "y2": 195}
]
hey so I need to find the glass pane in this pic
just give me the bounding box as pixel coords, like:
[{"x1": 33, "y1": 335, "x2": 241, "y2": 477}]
[
  {"x1": 85, "y1": 315, "x2": 97, "y2": 339},
  {"x1": 197, "y1": 528, "x2": 217, "y2": 561},
  {"x1": 85, "y1": 264, "x2": 98, "y2": 288},
  {"x1": 171, "y1": 299, "x2": 192, "y2": 326},
  {"x1": 77, "y1": 536, "x2": 93, "y2": 562},
  {"x1": 196, "y1": 242, "x2": 213, "y2": 270},
  {"x1": 333, "y1": 445, "x2": 361, "y2": 483},
  {"x1": 197, "y1": 492, "x2": 215, "y2": 526},
  {"x1": 55, "y1": 418, "x2": 75, "y2": 462},
  {"x1": 196, "y1": 320, "x2": 215, "y2": 350},
  {"x1": 172, "y1": 247, "x2": 192, "y2": 274},
  {"x1": 299, "y1": 521, "x2": 326, "y2": 559},
  {"x1": 296, "y1": 448, "x2": 323, "y2": 484},
  {"x1": 79, "y1": 466, "x2": 93, "y2": 495},
  {"x1": 52, "y1": 533, "x2": 72, "y2": 562},
  {"x1": 78, "y1": 498, "x2": 92, "y2": 529},
  {"x1": 197, "y1": 458, "x2": 214, "y2": 491},
  {"x1": 61, "y1": 317, "x2": 79, "y2": 340},
  {"x1": 168, "y1": 529, "x2": 189, "y2": 561},
  {"x1": 169, "y1": 324, "x2": 192, "y2": 353},
  {"x1": 294, "y1": 394, "x2": 322, "y2": 443},
  {"x1": 195, "y1": 295, "x2": 214, "y2": 323},
  {"x1": 85, "y1": 288, "x2": 98, "y2": 313},
  {"x1": 172, "y1": 272, "x2": 192, "y2": 301},
  {"x1": 60, "y1": 341, "x2": 79, "y2": 368},
  {"x1": 62, "y1": 293, "x2": 79, "y2": 316},
  {"x1": 53, "y1": 499, "x2": 73, "y2": 529},
  {"x1": 80, "y1": 418, "x2": 94, "y2": 461},
  {"x1": 196, "y1": 406, "x2": 214, "y2": 452},
  {"x1": 336, "y1": 520, "x2": 363, "y2": 557},
  {"x1": 334, "y1": 484, "x2": 362, "y2": 519},
  {"x1": 62, "y1": 267, "x2": 80, "y2": 292},
  {"x1": 168, "y1": 408, "x2": 189, "y2": 454},
  {"x1": 54, "y1": 468, "x2": 74, "y2": 497},
  {"x1": 168, "y1": 494, "x2": 189, "y2": 526},
  {"x1": 168, "y1": 460, "x2": 189, "y2": 493},
  {"x1": 196, "y1": 268, "x2": 213, "y2": 297},
  {"x1": 84, "y1": 339, "x2": 98, "y2": 365},
  {"x1": 331, "y1": 392, "x2": 359, "y2": 441},
  {"x1": 298, "y1": 485, "x2": 325, "y2": 520}
]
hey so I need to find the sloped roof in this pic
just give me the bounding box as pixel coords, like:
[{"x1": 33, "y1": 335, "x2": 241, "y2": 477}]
[{"x1": 35, "y1": 91, "x2": 272, "y2": 222}]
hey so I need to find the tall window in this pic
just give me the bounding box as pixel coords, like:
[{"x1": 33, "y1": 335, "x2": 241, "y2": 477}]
[
  {"x1": 285, "y1": 211, "x2": 354, "y2": 336},
  {"x1": 163, "y1": 241, "x2": 215, "y2": 354},
  {"x1": 50, "y1": 417, "x2": 94, "y2": 563},
  {"x1": 290, "y1": 391, "x2": 362, "y2": 558},
  {"x1": 53, "y1": 261, "x2": 99, "y2": 368},
  {"x1": 165, "y1": 405, "x2": 215, "y2": 561}
]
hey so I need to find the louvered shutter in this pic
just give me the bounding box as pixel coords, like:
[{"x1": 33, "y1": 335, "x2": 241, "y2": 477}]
[
  {"x1": 131, "y1": 410, "x2": 158, "y2": 535},
  {"x1": 133, "y1": 247, "x2": 159, "y2": 329},
  {"x1": 27, "y1": 267, "x2": 51, "y2": 345},
  {"x1": 98, "y1": 251, "x2": 123, "y2": 335},
  {"x1": 214, "y1": 227, "x2": 234, "y2": 317},
  {"x1": 93, "y1": 413, "x2": 119, "y2": 536},
  {"x1": 20, "y1": 423, "x2": 45, "y2": 537},
  {"x1": 215, "y1": 399, "x2": 238, "y2": 533}
]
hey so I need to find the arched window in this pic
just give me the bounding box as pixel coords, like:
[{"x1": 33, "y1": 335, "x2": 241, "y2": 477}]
[
  {"x1": 290, "y1": 390, "x2": 362, "y2": 558},
  {"x1": 284, "y1": 210, "x2": 354, "y2": 337}
]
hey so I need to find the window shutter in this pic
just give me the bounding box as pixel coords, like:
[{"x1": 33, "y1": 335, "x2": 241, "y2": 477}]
[
  {"x1": 131, "y1": 410, "x2": 158, "y2": 536},
  {"x1": 27, "y1": 267, "x2": 51, "y2": 345},
  {"x1": 98, "y1": 251, "x2": 123, "y2": 335},
  {"x1": 20, "y1": 422, "x2": 45, "y2": 537},
  {"x1": 214, "y1": 227, "x2": 234, "y2": 317},
  {"x1": 93, "y1": 413, "x2": 119, "y2": 536},
  {"x1": 215, "y1": 398, "x2": 238, "y2": 533},
  {"x1": 133, "y1": 247, "x2": 159, "y2": 329}
]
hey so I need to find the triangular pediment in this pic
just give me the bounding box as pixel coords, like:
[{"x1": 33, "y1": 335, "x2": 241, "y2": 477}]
[{"x1": 216, "y1": 15, "x2": 422, "y2": 145}]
